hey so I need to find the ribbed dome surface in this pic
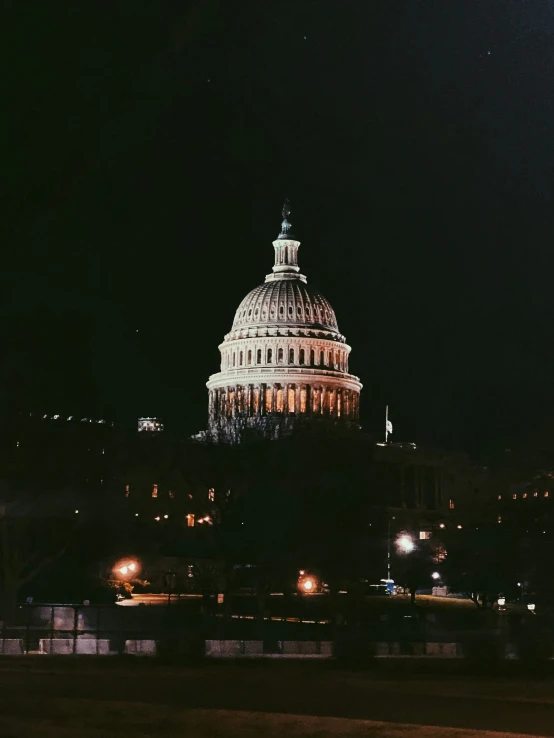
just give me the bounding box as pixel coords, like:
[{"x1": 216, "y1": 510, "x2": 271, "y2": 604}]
[{"x1": 232, "y1": 280, "x2": 339, "y2": 332}]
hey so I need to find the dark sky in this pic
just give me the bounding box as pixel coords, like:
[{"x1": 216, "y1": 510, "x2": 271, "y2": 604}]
[{"x1": 4, "y1": 1, "x2": 554, "y2": 459}]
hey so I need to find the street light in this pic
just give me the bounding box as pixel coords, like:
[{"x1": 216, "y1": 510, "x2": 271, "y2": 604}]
[
  {"x1": 431, "y1": 572, "x2": 440, "y2": 580},
  {"x1": 298, "y1": 575, "x2": 317, "y2": 593},
  {"x1": 397, "y1": 535, "x2": 415, "y2": 553}
]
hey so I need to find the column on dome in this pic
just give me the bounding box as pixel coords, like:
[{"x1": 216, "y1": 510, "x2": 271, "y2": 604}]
[
  {"x1": 320, "y1": 386, "x2": 326, "y2": 415},
  {"x1": 336, "y1": 388, "x2": 342, "y2": 418},
  {"x1": 253, "y1": 385, "x2": 260, "y2": 415}
]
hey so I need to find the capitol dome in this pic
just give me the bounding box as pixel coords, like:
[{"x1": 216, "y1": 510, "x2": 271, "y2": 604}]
[
  {"x1": 232, "y1": 281, "x2": 339, "y2": 333},
  {"x1": 206, "y1": 201, "x2": 362, "y2": 443}
]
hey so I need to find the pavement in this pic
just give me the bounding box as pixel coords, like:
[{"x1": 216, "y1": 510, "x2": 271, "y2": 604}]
[{"x1": 0, "y1": 661, "x2": 553, "y2": 736}]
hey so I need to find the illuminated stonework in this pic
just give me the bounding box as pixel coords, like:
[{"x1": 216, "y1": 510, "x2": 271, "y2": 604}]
[{"x1": 206, "y1": 202, "x2": 362, "y2": 443}]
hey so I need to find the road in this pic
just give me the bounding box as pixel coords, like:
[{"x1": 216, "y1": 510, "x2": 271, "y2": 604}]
[{"x1": 0, "y1": 660, "x2": 553, "y2": 736}]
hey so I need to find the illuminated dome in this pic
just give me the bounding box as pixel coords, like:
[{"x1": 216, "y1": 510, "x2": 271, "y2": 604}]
[
  {"x1": 206, "y1": 201, "x2": 362, "y2": 443},
  {"x1": 232, "y1": 281, "x2": 339, "y2": 333}
]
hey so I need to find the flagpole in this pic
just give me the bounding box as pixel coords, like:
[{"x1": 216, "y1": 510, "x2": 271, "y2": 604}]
[{"x1": 385, "y1": 405, "x2": 389, "y2": 444}]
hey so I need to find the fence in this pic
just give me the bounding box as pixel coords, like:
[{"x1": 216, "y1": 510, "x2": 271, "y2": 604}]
[{"x1": 0, "y1": 603, "x2": 205, "y2": 657}]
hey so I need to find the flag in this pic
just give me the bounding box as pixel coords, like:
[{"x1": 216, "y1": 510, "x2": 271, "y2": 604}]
[{"x1": 386, "y1": 420, "x2": 393, "y2": 435}]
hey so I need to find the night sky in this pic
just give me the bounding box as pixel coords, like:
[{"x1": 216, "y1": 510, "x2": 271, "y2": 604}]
[{"x1": 4, "y1": 1, "x2": 554, "y2": 460}]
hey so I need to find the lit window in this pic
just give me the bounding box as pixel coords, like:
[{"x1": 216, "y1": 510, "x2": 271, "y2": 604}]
[
  {"x1": 125, "y1": 484, "x2": 130, "y2": 498},
  {"x1": 288, "y1": 387, "x2": 295, "y2": 412},
  {"x1": 419, "y1": 531, "x2": 431, "y2": 540},
  {"x1": 534, "y1": 492, "x2": 538, "y2": 497},
  {"x1": 449, "y1": 499, "x2": 455, "y2": 510},
  {"x1": 545, "y1": 491, "x2": 550, "y2": 498},
  {"x1": 498, "y1": 516, "x2": 502, "y2": 523},
  {"x1": 208, "y1": 488, "x2": 215, "y2": 502},
  {"x1": 497, "y1": 494, "x2": 502, "y2": 500},
  {"x1": 267, "y1": 349, "x2": 273, "y2": 364},
  {"x1": 300, "y1": 387, "x2": 307, "y2": 413},
  {"x1": 523, "y1": 493, "x2": 527, "y2": 499},
  {"x1": 186, "y1": 513, "x2": 195, "y2": 527},
  {"x1": 513, "y1": 493, "x2": 517, "y2": 500},
  {"x1": 168, "y1": 490, "x2": 174, "y2": 499},
  {"x1": 152, "y1": 484, "x2": 158, "y2": 499}
]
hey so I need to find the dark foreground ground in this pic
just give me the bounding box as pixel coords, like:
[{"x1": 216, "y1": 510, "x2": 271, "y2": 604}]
[{"x1": 1, "y1": 658, "x2": 554, "y2": 737}]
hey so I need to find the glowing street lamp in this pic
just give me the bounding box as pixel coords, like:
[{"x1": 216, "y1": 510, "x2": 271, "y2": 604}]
[
  {"x1": 431, "y1": 571, "x2": 440, "y2": 580},
  {"x1": 298, "y1": 575, "x2": 317, "y2": 593},
  {"x1": 115, "y1": 559, "x2": 139, "y2": 579},
  {"x1": 397, "y1": 535, "x2": 415, "y2": 553}
]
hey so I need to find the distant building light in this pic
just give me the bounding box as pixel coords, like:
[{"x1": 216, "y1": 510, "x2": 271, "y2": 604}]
[
  {"x1": 74, "y1": 510, "x2": 79, "y2": 514},
  {"x1": 419, "y1": 531, "x2": 431, "y2": 540},
  {"x1": 135, "y1": 513, "x2": 139, "y2": 517},
  {"x1": 186, "y1": 514, "x2": 195, "y2": 527},
  {"x1": 208, "y1": 488, "x2": 215, "y2": 502},
  {"x1": 498, "y1": 597, "x2": 506, "y2": 607},
  {"x1": 152, "y1": 484, "x2": 158, "y2": 499},
  {"x1": 154, "y1": 516, "x2": 161, "y2": 522},
  {"x1": 125, "y1": 484, "x2": 130, "y2": 497},
  {"x1": 513, "y1": 494, "x2": 517, "y2": 500},
  {"x1": 439, "y1": 523, "x2": 445, "y2": 529},
  {"x1": 523, "y1": 493, "x2": 527, "y2": 499},
  {"x1": 53, "y1": 414, "x2": 60, "y2": 420},
  {"x1": 449, "y1": 499, "x2": 455, "y2": 510},
  {"x1": 138, "y1": 417, "x2": 164, "y2": 433},
  {"x1": 16, "y1": 441, "x2": 19, "y2": 448},
  {"x1": 431, "y1": 572, "x2": 440, "y2": 580},
  {"x1": 497, "y1": 494, "x2": 502, "y2": 500},
  {"x1": 534, "y1": 492, "x2": 538, "y2": 497},
  {"x1": 545, "y1": 491, "x2": 550, "y2": 498},
  {"x1": 163, "y1": 514, "x2": 169, "y2": 519},
  {"x1": 498, "y1": 516, "x2": 502, "y2": 524},
  {"x1": 457, "y1": 525, "x2": 462, "y2": 529},
  {"x1": 528, "y1": 603, "x2": 536, "y2": 612}
]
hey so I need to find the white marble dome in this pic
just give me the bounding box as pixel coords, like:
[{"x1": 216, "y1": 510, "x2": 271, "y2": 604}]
[
  {"x1": 232, "y1": 280, "x2": 339, "y2": 333},
  {"x1": 206, "y1": 202, "x2": 362, "y2": 443}
]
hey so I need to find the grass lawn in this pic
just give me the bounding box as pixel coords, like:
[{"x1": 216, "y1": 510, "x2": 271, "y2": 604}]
[{"x1": 0, "y1": 701, "x2": 540, "y2": 738}]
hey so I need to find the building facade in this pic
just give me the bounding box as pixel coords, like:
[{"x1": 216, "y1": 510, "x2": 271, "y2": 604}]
[{"x1": 206, "y1": 202, "x2": 362, "y2": 442}]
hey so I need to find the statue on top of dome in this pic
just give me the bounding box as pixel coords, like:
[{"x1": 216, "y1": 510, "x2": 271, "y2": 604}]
[{"x1": 279, "y1": 198, "x2": 294, "y2": 239}]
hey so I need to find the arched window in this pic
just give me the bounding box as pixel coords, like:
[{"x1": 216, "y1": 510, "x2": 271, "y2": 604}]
[
  {"x1": 299, "y1": 349, "x2": 305, "y2": 365},
  {"x1": 288, "y1": 305, "x2": 293, "y2": 316},
  {"x1": 310, "y1": 349, "x2": 315, "y2": 366},
  {"x1": 278, "y1": 348, "x2": 284, "y2": 364},
  {"x1": 257, "y1": 349, "x2": 262, "y2": 364},
  {"x1": 288, "y1": 387, "x2": 296, "y2": 411},
  {"x1": 284, "y1": 245, "x2": 288, "y2": 263},
  {"x1": 280, "y1": 305, "x2": 284, "y2": 316},
  {"x1": 289, "y1": 348, "x2": 294, "y2": 364},
  {"x1": 297, "y1": 305, "x2": 302, "y2": 316},
  {"x1": 267, "y1": 348, "x2": 273, "y2": 363},
  {"x1": 320, "y1": 350, "x2": 324, "y2": 366},
  {"x1": 239, "y1": 351, "x2": 243, "y2": 366},
  {"x1": 247, "y1": 350, "x2": 252, "y2": 365}
]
